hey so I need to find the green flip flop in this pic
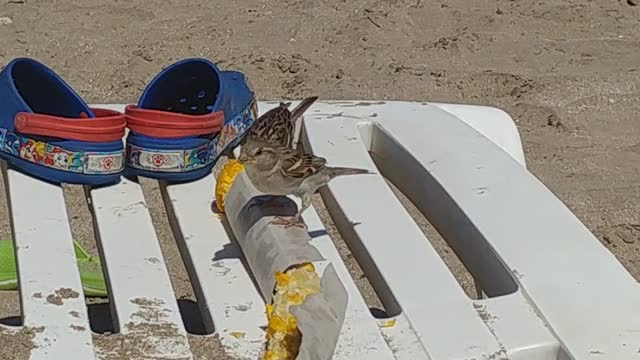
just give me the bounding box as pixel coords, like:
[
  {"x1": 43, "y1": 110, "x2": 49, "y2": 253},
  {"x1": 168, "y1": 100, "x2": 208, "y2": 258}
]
[{"x1": 0, "y1": 238, "x2": 108, "y2": 297}]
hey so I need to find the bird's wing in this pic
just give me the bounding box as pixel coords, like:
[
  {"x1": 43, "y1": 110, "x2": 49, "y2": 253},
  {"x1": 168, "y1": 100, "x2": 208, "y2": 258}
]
[
  {"x1": 242, "y1": 97, "x2": 318, "y2": 150},
  {"x1": 278, "y1": 148, "x2": 327, "y2": 179},
  {"x1": 244, "y1": 103, "x2": 293, "y2": 148}
]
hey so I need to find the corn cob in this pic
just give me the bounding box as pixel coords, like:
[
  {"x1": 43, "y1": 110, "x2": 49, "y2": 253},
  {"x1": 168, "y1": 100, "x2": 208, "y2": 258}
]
[
  {"x1": 263, "y1": 262, "x2": 321, "y2": 360},
  {"x1": 215, "y1": 160, "x2": 324, "y2": 359},
  {"x1": 214, "y1": 158, "x2": 245, "y2": 213}
]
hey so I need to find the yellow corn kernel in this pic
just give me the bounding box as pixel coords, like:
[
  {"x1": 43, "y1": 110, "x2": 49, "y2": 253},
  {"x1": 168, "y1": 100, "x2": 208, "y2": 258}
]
[
  {"x1": 214, "y1": 159, "x2": 245, "y2": 213},
  {"x1": 265, "y1": 326, "x2": 275, "y2": 339},
  {"x1": 286, "y1": 317, "x2": 297, "y2": 331},
  {"x1": 265, "y1": 303, "x2": 273, "y2": 320},
  {"x1": 263, "y1": 263, "x2": 321, "y2": 360},
  {"x1": 230, "y1": 331, "x2": 246, "y2": 339},
  {"x1": 274, "y1": 271, "x2": 289, "y2": 287},
  {"x1": 265, "y1": 349, "x2": 288, "y2": 360},
  {"x1": 298, "y1": 262, "x2": 315, "y2": 272},
  {"x1": 378, "y1": 319, "x2": 397, "y2": 328},
  {"x1": 286, "y1": 292, "x2": 304, "y2": 305},
  {"x1": 269, "y1": 315, "x2": 287, "y2": 333}
]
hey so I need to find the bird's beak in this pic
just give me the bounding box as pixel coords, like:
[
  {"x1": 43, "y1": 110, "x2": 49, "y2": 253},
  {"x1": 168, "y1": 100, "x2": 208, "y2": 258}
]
[{"x1": 237, "y1": 153, "x2": 252, "y2": 163}]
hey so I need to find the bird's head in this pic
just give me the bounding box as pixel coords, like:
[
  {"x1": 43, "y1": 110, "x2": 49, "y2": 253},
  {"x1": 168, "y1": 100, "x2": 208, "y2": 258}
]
[{"x1": 237, "y1": 145, "x2": 279, "y2": 169}]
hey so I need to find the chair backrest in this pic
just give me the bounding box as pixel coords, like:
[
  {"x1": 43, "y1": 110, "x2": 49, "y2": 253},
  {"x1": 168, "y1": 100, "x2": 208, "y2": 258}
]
[{"x1": 1, "y1": 101, "x2": 637, "y2": 360}]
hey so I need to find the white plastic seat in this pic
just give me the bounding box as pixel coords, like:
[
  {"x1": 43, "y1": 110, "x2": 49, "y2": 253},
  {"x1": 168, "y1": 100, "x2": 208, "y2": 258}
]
[{"x1": 0, "y1": 100, "x2": 636, "y2": 359}]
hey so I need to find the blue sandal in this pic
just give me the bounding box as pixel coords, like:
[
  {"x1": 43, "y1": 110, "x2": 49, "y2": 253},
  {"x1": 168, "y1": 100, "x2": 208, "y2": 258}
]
[
  {"x1": 0, "y1": 58, "x2": 126, "y2": 185},
  {"x1": 124, "y1": 58, "x2": 257, "y2": 183}
]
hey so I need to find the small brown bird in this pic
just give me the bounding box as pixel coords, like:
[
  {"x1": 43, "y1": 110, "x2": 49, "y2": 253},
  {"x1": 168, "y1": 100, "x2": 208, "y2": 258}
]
[
  {"x1": 216, "y1": 96, "x2": 318, "y2": 163},
  {"x1": 239, "y1": 96, "x2": 318, "y2": 153},
  {"x1": 238, "y1": 144, "x2": 374, "y2": 228},
  {"x1": 214, "y1": 96, "x2": 318, "y2": 182}
]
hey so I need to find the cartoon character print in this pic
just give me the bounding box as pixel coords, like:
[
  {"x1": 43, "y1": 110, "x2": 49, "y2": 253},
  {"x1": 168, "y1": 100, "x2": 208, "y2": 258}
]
[
  {"x1": 244, "y1": 100, "x2": 258, "y2": 130},
  {"x1": 99, "y1": 155, "x2": 120, "y2": 172},
  {"x1": 53, "y1": 153, "x2": 69, "y2": 168},
  {"x1": 243, "y1": 106, "x2": 256, "y2": 132},
  {"x1": 43, "y1": 146, "x2": 73, "y2": 171},
  {"x1": 185, "y1": 145, "x2": 211, "y2": 170},
  {"x1": 198, "y1": 145, "x2": 212, "y2": 164},
  {"x1": 150, "y1": 153, "x2": 167, "y2": 168},
  {"x1": 34, "y1": 142, "x2": 46, "y2": 163},
  {"x1": 232, "y1": 101, "x2": 257, "y2": 141},
  {"x1": 2, "y1": 132, "x2": 20, "y2": 156},
  {"x1": 207, "y1": 142, "x2": 217, "y2": 160},
  {"x1": 216, "y1": 123, "x2": 237, "y2": 154},
  {"x1": 19, "y1": 139, "x2": 45, "y2": 163},
  {"x1": 18, "y1": 140, "x2": 30, "y2": 161},
  {"x1": 184, "y1": 149, "x2": 198, "y2": 170},
  {"x1": 234, "y1": 112, "x2": 248, "y2": 135},
  {"x1": 126, "y1": 146, "x2": 142, "y2": 167},
  {"x1": 18, "y1": 140, "x2": 31, "y2": 160},
  {"x1": 213, "y1": 104, "x2": 257, "y2": 156},
  {"x1": 67, "y1": 153, "x2": 84, "y2": 172},
  {"x1": 214, "y1": 133, "x2": 226, "y2": 155}
]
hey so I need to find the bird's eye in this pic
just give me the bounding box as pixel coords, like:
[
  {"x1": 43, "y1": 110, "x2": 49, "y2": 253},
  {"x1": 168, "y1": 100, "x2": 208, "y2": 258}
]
[{"x1": 255, "y1": 149, "x2": 263, "y2": 156}]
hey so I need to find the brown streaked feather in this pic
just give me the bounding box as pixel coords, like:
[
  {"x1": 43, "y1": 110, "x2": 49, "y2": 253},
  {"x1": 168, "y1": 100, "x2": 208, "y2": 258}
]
[
  {"x1": 245, "y1": 103, "x2": 291, "y2": 146},
  {"x1": 276, "y1": 147, "x2": 327, "y2": 178},
  {"x1": 244, "y1": 96, "x2": 318, "y2": 148}
]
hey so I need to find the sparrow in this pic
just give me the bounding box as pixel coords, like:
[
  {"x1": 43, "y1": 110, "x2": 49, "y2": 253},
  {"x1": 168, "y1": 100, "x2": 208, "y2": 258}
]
[
  {"x1": 237, "y1": 144, "x2": 374, "y2": 228},
  {"x1": 214, "y1": 96, "x2": 318, "y2": 176},
  {"x1": 238, "y1": 96, "x2": 319, "y2": 153}
]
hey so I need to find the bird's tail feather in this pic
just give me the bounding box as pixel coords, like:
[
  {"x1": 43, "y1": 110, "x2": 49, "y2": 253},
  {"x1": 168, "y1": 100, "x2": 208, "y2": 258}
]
[
  {"x1": 290, "y1": 96, "x2": 319, "y2": 122},
  {"x1": 290, "y1": 96, "x2": 319, "y2": 150},
  {"x1": 327, "y1": 166, "x2": 375, "y2": 178}
]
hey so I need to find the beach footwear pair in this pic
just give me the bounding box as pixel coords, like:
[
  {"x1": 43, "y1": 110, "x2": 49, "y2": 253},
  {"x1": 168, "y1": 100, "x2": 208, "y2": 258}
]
[
  {"x1": 0, "y1": 238, "x2": 107, "y2": 297},
  {"x1": 0, "y1": 57, "x2": 257, "y2": 185},
  {"x1": 125, "y1": 58, "x2": 257, "y2": 182}
]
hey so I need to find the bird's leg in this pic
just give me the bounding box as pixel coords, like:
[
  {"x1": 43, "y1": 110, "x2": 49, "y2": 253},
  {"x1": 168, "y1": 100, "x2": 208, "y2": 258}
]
[
  {"x1": 269, "y1": 193, "x2": 312, "y2": 229},
  {"x1": 270, "y1": 214, "x2": 304, "y2": 229}
]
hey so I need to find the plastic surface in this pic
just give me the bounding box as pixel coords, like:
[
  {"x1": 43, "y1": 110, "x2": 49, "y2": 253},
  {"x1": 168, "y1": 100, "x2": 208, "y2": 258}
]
[
  {"x1": 0, "y1": 58, "x2": 124, "y2": 185},
  {"x1": 124, "y1": 58, "x2": 257, "y2": 183},
  {"x1": 1, "y1": 100, "x2": 636, "y2": 359}
]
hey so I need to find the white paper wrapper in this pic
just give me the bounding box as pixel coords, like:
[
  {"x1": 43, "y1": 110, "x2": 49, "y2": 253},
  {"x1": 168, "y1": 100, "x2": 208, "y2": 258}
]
[
  {"x1": 225, "y1": 172, "x2": 348, "y2": 360},
  {"x1": 292, "y1": 262, "x2": 348, "y2": 360}
]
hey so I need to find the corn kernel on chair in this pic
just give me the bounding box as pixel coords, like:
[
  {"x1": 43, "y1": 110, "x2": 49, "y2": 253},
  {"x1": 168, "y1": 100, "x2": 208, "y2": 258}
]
[{"x1": 0, "y1": 100, "x2": 637, "y2": 359}]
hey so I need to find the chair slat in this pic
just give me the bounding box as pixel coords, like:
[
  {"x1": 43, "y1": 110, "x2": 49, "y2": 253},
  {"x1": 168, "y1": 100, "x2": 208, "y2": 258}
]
[
  {"x1": 301, "y1": 204, "x2": 402, "y2": 359},
  {"x1": 474, "y1": 293, "x2": 559, "y2": 359},
  {"x1": 377, "y1": 314, "x2": 430, "y2": 360},
  {"x1": 162, "y1": 177, "x2": 266, "y2": 359},
  {"x1": 3, "y1": 167, "x2": 95, "y2": 359},
  {"x1": 88, "y1": 178, "x2": 192, "y2": 359},
  {"x1": 65, "y1": 100, "x2": 638, "y2": 359},
  {"x1": 238, "y1": 101, "x2": 400, "y2": 358},
  {"x1": 372, "y1": 102, "x2": 640, "y2": 359},
  {"x1": 302, "y1": 113, "x2": 505, "y2": 359}
]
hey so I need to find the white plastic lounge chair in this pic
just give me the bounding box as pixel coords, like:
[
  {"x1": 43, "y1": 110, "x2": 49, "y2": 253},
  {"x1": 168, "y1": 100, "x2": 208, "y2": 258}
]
[{"x1": 0, "y1": 100, "x2": 638, "y2": 359}]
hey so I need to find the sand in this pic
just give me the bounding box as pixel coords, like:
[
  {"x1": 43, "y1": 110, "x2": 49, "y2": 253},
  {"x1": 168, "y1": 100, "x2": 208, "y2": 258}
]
[{"x1": 0, "y1": 0, "x2": 639, "y2": 357}]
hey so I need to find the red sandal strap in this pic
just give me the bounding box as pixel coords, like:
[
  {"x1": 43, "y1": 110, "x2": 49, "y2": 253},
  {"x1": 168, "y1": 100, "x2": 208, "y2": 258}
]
[
  {"x1": 124, "y1": 104, "x2": 224, "y2": 138},
  {"x1": 13, "y1": 108, "x2": 126, "y2": 142}
]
